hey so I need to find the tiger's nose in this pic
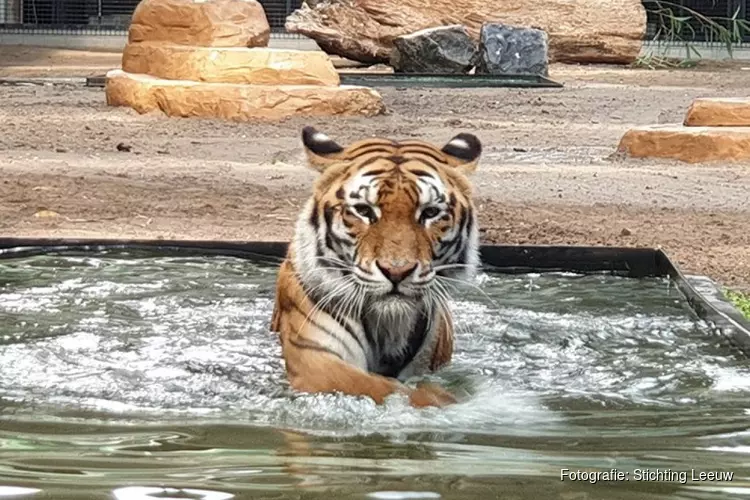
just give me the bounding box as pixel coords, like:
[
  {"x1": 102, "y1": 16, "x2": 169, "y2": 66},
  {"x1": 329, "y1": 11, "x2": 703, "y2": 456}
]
[{"x1": 376, "y1": 260, "x2": 417, "y2": 285}]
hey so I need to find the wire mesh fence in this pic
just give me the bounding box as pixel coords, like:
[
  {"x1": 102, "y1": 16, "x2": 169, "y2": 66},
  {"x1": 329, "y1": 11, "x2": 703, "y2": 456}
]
[
  {"x1": 0, "y1": 0, "x2": 748, "y2": 45},
  {"x1": 0, "y1": 0, "x2": 302, "y2": 34},
  {"x1": 644, "y1": 0, "x2": 750, "y2": 44}
]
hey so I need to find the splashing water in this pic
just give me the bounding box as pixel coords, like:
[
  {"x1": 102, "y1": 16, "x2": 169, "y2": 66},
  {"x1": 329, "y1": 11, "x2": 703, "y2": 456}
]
[{"x1": 0, "y1": 250, "x2": 749, "y2": 500}]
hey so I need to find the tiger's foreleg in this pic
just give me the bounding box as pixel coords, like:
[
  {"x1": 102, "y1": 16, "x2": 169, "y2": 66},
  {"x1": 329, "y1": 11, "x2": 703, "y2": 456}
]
[{"x1": 279, "y1": 337, "x2": 456, "y2": 407}]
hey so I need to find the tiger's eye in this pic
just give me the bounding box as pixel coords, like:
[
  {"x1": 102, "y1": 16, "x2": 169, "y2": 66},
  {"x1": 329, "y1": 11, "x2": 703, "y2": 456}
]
[
  {"x1": 421, "y1": 206, "x2": 441, "y2": 220},
  {"x1": 353, "y1": 204, "x2": 376, "y2": 221}
]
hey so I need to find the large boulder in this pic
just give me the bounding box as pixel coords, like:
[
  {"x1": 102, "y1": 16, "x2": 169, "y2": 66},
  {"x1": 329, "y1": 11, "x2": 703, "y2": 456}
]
[
  {"x1": 684, "y1": 98, "x2": 750, "y2": 127},
  {"x1": 122, "y1": 42, "x2": 340, "y2": 85},
  {"x1": 285, "y1": 0, "x2": 646, "y2": 65},
  {"x1": 129, "y1": 0, "x2": 270, "y2": 48},
  {"x1": 617, "y1": 125, "x2": 750, "y2": 163},
  {"x1": 477, "y1": 23, "x2": 548, "y2": 76},
  {"x1": 390, "y1": 25, "x2": 477, "y2": 74},
  {"x1": 105, "y1": 70, "x2": 385, "y2": 121}
]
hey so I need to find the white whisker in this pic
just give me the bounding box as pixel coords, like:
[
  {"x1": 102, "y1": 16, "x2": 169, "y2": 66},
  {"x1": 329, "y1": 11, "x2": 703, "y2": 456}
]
[{"x1": 436, "y1": 274, "x2": 498, "y2": 308}]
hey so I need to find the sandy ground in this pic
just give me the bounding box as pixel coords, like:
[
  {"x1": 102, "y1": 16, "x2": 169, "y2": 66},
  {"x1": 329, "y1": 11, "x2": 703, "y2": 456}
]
[{"x1": 1, "y1": 47, "x2": 749, "y2": 291}]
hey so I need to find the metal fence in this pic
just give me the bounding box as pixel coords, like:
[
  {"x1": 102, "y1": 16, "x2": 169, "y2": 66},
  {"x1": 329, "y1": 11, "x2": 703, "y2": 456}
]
[
  {"x1": 0, "y1": 0, "x2": 302, "y2": 34},
  {"x1": 0, "y1": 0, "x2": 748, "y2": 43},
  {"x1": 644, "y1": 0, "x2": 750, "y2": 44}
]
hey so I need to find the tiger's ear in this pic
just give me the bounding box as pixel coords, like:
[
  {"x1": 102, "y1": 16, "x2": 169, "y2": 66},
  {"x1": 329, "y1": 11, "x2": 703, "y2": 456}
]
[
  {"x1": 441, "y1": 133, "x2": 482, "y2": 174},
  {"x1": 301, "y1": 126, "x2": 345, "y2": 172}
]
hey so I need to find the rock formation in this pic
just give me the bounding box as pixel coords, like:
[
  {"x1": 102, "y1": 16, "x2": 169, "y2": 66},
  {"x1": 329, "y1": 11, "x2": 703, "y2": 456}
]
[
  {"x1": 122, "y1": 42, "x2": 341, "y2": 85},
  {"x1": 285, "y1": 0, "x2": 646, "y2": 65},
  {"x1": 617, "y1": 125, "x2": 750, "y2": 164},
  {"x1": 476, "y1": 24, "x2": 548, "y2": 76},
  {"x1": 129, "y1": 0, "x2": 270, "y2": 47},
  {"x1": 390, "y1": 25, "x2": 477, "y2": 74},
  {"x1": 684, "y1": 98, "x2": 750, "y2": 127},
  {"x1": 106, "y1": 70, "x2": 384, "y2": 120},
  {"x1": 618, "y1": 98, "x2": 750, "y2": 163},
  {"x1": 107, "y1": 0, "x2": 385, "y2": 121}
]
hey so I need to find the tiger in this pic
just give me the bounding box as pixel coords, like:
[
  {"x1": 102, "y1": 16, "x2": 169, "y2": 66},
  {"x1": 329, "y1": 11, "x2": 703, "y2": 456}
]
[{"x1": 270, "y1": 126, "x2": 482, "y2": 408}]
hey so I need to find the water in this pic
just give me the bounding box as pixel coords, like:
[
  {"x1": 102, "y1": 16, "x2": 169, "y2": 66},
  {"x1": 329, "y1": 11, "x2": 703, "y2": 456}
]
[{"x1": 0, "y1": 249, "x2": 749, "y2": 500}]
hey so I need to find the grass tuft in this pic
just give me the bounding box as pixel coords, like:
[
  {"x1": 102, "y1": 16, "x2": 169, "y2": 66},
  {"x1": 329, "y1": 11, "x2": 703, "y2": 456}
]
[{"x1": 725, "y1": 289, "x2": 750, "y2": 319}]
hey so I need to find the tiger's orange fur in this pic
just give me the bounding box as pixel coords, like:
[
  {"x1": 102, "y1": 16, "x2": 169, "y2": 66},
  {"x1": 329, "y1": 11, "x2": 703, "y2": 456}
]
[{"x1": 270, "y1": 126, "x2": 482, "y2": 407}]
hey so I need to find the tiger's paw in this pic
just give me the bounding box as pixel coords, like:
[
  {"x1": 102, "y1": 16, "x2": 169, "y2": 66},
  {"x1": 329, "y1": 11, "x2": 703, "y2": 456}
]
[{"x1": 408, "y1": 381, "x2": 458, "y2": 408}]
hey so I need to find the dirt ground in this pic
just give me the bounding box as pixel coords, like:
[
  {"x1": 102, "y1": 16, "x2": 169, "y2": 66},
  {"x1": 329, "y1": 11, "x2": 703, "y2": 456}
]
[{"x1": 1, "y1": 47, "x2": 750, "y2": 291}]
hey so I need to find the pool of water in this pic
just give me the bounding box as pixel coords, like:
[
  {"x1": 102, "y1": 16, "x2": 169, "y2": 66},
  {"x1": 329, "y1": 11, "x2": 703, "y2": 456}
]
[{"x1": 0, "y1": 250, "x2": 749, "y2": 500}]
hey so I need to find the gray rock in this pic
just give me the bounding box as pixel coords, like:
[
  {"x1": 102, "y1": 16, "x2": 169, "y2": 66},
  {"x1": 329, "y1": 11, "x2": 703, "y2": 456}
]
[
  {"x1": 390, "y1": 25, "x2": 478, "y2": 74},
  {"x1": 477, "y1": 23, "x2": 549, "y2": 76}
]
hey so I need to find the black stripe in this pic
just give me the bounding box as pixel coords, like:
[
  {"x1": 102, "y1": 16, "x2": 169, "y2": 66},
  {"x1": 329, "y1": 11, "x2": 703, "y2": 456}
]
[
  {"x1": 409, "y1": 169, "x2": 436, "y2": 178},
  {"x1": 346, "y1": 142, "x2": 395, "y2": 156},
  {"x1": 456, "y1": 247, "x2": 468, "y2": 266},
  {"x1": 404, "y1": 185, "x2": 418, "y2": 206},
  {"x1": 289, "y1": 337, "x2": 344, "y2": 361},
  {"x1": 291, "y1": 301, "x2": 357, "y2": 361},
  {"x1": 323, "y1": 203, "x2": 336, "y2": 251},
  {"x1": 454, "y1": 211, "x2": 474, "y2": 268},
  {"x1": 309, "y1": 200, "x2": 319, "y2": 230},
  {"x1": 410, "y1": 157, "x2": 444, "y2": 170},
  {"x1": 318, "y1": 203, "x2": 352, "y2": 255},
  {"x1": 400, "y1": 147, "x2": 445, "y2": 163},
  {"x1": 334, "y1": 312, "x2": 367, "y2": 358},
  {"x1": 296, "y1": 282, "x2": 367, "y2": 360},
  {"x1": 347, "y1": 147, "x2": 395, "y2": 159},
  {"x1": 465, "y1": 209, "x2": 474, "y2": 241},
  {"x1": 364, "y1": 168, "x2": 388, "y2": 176},
  {"x1": 438, "y1": 206, "x2": 467, "y2": 253},
  {"x1": 315, "y1": 254, "x2": 348, "y2": 273},
  {"x1": 329, "y1": 212, "x2": 354, "y2": 248},
  {"x1": 457, "y1": 206, "x2": 469, "y2": 234},
  {"x1": 439, "y1": 235, "x2": 462, "y2": 263},
  {"x1": 315, "y1": 238, "x2": 325, "y2": 262}
]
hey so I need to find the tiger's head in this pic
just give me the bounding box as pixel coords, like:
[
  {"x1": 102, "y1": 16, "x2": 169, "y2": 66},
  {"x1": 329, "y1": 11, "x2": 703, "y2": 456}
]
[{"x1": 293, "y1": 126, "x2": 482, "y2": 311}]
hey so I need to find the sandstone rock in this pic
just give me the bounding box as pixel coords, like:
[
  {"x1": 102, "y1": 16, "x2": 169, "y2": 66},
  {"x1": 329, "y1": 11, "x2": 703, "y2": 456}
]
[
  {"x1": 122, "y1": 42, "x2": 340, "y2": 86},
  {"x1": 617, "y1": 125, "x2": 750, "y2": 163},
  {"x1": 477, "y1": 23, "x2": 548, "y2": 76},
  {"x1": 390, "y1": 25, "x2": 477, "y2": 74},
  {"x1": 684, "y1": 98, "x2": 750, "y2": 127},
  {"x1": 129, "y1": 0, "x2": 270, "y2": 48},
  {"x1": 285, "y1": 0, "x2": 646, "y2": 65},
  {"x1": 105, "y1": 70, "x2": 385, "y2": 121}
]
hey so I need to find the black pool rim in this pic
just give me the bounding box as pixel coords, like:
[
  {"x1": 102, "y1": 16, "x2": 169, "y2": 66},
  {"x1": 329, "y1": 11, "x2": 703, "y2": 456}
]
[
  {"x1": 83, "y1": 72, "x2": 563, "y2": 89},
  {"x1": 1, "y1": 237, "x2": 748, "y2": 355}
]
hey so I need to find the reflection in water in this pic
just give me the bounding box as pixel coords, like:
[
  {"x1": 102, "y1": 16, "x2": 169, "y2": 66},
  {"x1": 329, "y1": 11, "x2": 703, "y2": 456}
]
[
  {"x1": 0, "y1": 250, "x2": 749, "y2": 500},
  {"x1": 0, "y1": 487, "x2": 41, "y2": 498},
  {"x1": 366, "y1": 493, "x2": 441, "y2": 499},
  {"x1": 112, "y1": 487, "x2": 233, "y2": 500}
]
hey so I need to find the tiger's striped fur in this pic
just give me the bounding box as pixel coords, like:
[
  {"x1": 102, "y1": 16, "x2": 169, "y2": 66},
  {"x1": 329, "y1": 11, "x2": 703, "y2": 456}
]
[{"x1": 270, "y1": 126, "x2": 482, "y2": 407}]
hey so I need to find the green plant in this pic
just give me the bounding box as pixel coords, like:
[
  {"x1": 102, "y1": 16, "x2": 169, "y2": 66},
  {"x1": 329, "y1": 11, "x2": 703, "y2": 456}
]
[
  {"x1": 639, "y1": 1, "x2": 750, "y2": 66},
  {"x1": 632, "y1": 53, "x2": 698, "y2": 69},
  {"x1": 725, "y1": 289, "x2": 750, "y2": 319}
]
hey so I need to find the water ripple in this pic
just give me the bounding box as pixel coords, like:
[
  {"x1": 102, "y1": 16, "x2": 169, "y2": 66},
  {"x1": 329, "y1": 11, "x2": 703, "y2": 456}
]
[{"x1": 0, "y1": 250, "x2": 749, "y2": 499}]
